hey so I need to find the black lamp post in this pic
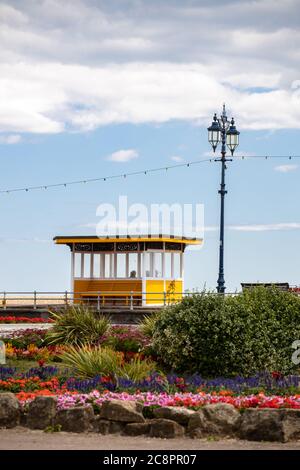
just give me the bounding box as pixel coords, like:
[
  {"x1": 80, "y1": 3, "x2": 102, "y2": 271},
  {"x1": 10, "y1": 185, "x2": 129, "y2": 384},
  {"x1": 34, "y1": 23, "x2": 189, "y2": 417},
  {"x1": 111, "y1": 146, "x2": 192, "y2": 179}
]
[{"x1": 208, "y1": 104, "x2": 240, "y2": 293}]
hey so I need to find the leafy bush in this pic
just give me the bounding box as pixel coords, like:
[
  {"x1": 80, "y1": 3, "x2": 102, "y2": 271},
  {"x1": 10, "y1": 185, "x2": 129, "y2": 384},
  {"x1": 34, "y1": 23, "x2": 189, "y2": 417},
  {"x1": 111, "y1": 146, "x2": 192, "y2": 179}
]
[
  {"x1": 152, "y1": 288, "x2": 300, "y2": 377},
  {"x1": 46, "y1": 306, "x2": 111, "y2": 346},
  {"x1": 61, "y1": 345, "x2": 123, "y2": 378}
]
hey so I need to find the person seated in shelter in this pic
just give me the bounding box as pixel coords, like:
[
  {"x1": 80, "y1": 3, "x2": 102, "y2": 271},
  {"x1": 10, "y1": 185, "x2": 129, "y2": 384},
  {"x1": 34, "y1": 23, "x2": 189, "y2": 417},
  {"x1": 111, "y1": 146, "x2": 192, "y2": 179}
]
[{"x1": 130, "y1": 270, "x2": 137, "y2": 278}]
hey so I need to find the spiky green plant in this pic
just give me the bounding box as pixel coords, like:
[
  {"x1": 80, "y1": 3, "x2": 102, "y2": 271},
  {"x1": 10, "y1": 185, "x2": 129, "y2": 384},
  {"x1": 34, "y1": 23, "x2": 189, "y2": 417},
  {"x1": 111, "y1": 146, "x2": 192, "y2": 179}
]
[
  {"x1": 119, "y1": 356, "x2": 157, "y2": 382},
  {"x1": 61, "y1": 345, "x2": 123, "y2": 378},
  {"x1": 138, "y1": 312, "x2": 160, "y2": 338},
  {"x1": 46, "y1": 305, "x2": 110, "y2": 346}
]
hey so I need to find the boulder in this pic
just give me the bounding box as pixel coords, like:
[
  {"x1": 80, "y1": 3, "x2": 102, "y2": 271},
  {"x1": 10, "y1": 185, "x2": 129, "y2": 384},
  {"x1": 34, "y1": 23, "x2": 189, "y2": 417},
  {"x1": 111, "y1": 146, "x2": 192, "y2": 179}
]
[
  {"x1": 94, "y1": 417, "x2": 110, "y2": 435},
  {"x1": 149, "y1": 419, "x2": 185, "y2": 438},
  {"x1": 55, "y1": 405, "x2": 94, "y2": 433},
  {"x1": 0, "y1": 393, "x2": 20, "y2": 428},
  {"x1": 94, "y1": 417, "x2": 126, "y2": 434},
  {"x1": 281, "y1": 409, "x2": 300, "y2": 442},
  {"x1": 187, "y1": 403, "x2": 240, "y2": 438},
  {"x1": 239, "y1": 408, "x2": 300, "y2": 442},
  {"x1": 153, "y1": 407, "x2": 196, "y2": 426},
  {"x1": 124, "y1": 422, "x2": 151, "y2": 436},
  {"x1": 100, "y1": 399, "x2": 145, "y2": 423},
  {"x1": 27, "y1": 396, "x2": 57, "y2": 430},
  {"x1": 108, "y1": 421, "x2": 126, "y2": 434}
]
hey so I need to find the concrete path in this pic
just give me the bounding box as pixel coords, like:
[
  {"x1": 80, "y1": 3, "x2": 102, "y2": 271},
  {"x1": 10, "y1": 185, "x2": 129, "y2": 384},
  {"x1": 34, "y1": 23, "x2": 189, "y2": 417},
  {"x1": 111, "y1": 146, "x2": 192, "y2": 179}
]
[
  {"x1": 0, "y1": 323, "x2": 52, "y2": 336},
  {"x1": 0, "y1": 428, "x2": 300, "y2": 450}
]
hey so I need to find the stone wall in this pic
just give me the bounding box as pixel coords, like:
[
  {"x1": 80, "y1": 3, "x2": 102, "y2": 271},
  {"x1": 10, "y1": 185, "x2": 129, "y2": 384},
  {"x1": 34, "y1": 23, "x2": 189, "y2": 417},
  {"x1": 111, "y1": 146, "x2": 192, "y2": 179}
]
[{"x1": 1, "y1": 393, "x2": 300, "y2": 442}]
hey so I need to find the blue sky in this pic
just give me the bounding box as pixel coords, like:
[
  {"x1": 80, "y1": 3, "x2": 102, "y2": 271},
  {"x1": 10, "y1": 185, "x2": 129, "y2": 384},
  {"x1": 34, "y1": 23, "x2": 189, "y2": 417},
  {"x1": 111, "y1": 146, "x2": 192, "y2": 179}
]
[{"x1": 0, "y1": 0, "x2": 300, "y2": 292}]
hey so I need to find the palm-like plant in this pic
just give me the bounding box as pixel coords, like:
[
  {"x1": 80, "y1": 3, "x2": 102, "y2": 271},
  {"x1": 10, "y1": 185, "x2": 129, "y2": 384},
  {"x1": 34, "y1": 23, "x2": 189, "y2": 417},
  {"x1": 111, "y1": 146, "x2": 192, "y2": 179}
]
[
  {"x1": 46, "y1": 305, "x2": 110, "y2": 346},
  {"x1": 61, "y1": 345, "x2": 123, "y2": 378},
  {"x1": 61, "y1": 345, "x2": 157, "y2": 381},
  {"x1": 119, "y1": 356, "x2": 157, "y2": 382},
  {"x1": 138, "y1": 312, "x2": 160, "y2": 338}
]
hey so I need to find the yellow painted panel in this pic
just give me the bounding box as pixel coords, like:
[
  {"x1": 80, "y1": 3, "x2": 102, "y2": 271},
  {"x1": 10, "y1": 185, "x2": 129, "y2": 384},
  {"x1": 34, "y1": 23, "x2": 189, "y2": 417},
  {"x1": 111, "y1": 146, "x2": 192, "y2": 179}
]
[
  {"x1": 165, "y1": 280, "x2": 183, "y2": 303},
  {"x1": 145, "y1": 280, "x2": 165, "y2": 305},
  {"x1": 73, "y1": 279, "x2": 142, "y2": 304}
]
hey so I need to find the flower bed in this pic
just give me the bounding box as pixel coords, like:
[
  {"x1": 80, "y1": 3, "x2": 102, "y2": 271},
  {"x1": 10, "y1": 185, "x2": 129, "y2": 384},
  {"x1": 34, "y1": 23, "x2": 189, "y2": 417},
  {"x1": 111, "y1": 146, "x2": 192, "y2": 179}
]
[
  {"x1": 0, "y1": 376, "x2": 61, "y2": 393},
  {"x1": 15, "y1": 389, "x2": 300, "y2": 411},
  {"x1": 4, "y1": 343, "x2": 64, "y2": 361},
  {"x1": 1, "y1": 366, "x2": 300, "y2": 395},
  {"x1": 0, "y1": 316, "x2": 53, "y2": 323}
]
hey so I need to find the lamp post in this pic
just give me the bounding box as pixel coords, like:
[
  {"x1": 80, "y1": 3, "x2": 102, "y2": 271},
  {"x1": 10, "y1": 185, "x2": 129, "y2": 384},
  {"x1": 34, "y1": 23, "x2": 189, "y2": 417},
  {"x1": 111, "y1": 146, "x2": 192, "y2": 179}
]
[{"x1": 208, "y1": 104, "x2": 240, "y2": 293}]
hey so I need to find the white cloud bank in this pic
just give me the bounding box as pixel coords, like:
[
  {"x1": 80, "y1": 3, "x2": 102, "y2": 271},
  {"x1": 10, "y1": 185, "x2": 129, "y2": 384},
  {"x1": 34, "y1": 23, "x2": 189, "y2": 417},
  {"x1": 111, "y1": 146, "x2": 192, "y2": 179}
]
[
  {"x1": 274, "y1": 164, "x2": 298, "y2": 173},
  {"x1": 205, "y1": 222, "x2": 300, "y2": 232},
  {"x1": 0, "y1": 134, "x2": 21, "y2": 144},
  {"x1": 0, "y1": 0, "x2": 300, "y2": 135},
  {"x1": 107, "y1": 149, "x2": 139, "y2": 162}
]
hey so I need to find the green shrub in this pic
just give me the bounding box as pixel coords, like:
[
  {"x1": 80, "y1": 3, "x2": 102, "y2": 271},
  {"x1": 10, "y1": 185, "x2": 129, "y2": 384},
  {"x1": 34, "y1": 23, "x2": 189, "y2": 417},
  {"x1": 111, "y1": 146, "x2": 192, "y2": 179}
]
[
  {"x1": 152, "y1": 288, "x2": 300, "y2": 377},
  {"x1": 61, "y1": 345, "x2": 122, "y2": 378},
  {"x1": 46, "y1": 306, "x2": 110, "y2": 346}
]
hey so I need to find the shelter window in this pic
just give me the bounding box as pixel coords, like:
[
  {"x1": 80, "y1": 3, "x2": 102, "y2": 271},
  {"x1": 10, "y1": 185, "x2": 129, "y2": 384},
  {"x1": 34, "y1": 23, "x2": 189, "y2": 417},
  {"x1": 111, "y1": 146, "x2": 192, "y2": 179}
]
[
  {"x1": 117, "y1": 253, "x2": 126, "y2": 278},
  {"x1": 153, "y1": 253, "x2": 162, "y2": 278},
  {"x1": 83, "y1": 253, "x2": 91, "y2": 278},
  {"x1": 164, "y1": 253, "x2": 172, "y2": 278},
  {"x1": 128, "y1": 253, "x2": 138, "y2": 278},
  {"x1": 74, "y1": 252, "x2": 82, "y2": 278},
  {"x1": 105, "y1": 254, "x2": 112, "y2": 278},
  {"x1": 93, "y1": 253, "x2": 100, "y2": 278}
]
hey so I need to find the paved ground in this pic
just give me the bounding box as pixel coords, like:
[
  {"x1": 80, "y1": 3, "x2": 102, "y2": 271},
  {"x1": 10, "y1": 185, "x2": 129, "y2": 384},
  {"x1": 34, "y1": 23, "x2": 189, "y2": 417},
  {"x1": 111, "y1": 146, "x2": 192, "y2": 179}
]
[
  {"x1": 0, "y1": 428, "x2": 300, "y2": 450},
  {"x1": 0, "y1": 323, "x2": 52, "y2": 336}
]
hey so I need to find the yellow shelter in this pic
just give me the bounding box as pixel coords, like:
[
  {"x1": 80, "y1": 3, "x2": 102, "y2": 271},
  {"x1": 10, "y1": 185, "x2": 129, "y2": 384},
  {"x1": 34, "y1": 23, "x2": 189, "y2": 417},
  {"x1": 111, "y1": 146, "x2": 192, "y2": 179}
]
[{"x1": 53, "y1": 235, "x2": 202, "y2": 307}]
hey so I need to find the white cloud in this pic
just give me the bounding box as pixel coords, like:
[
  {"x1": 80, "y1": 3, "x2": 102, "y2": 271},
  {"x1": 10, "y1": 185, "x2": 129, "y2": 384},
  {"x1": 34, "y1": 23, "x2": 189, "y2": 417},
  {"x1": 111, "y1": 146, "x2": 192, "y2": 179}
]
[
  {"x1": 0, "y1": 1, "x2": 299, "y2": 133},
  {"x1": 230, "y1": 223, "x2": 300, "y2": 232},
  {"x1": 274, "y1": 164, "x2": 298, "y2": 173},
  {"x1": 0, "y1": 134, "x2": 21, "y2": 144},
  {"x1": 1, "y1": 61, "x2": 300, "y2": 134},
  {"x1": 82, "y1": 222, "x2": 300, "y2": 233},
  {"x1": 170, "y1": 156, "x2": 184, "y2": 162},
  {"x1": 204, "y1": 222, "x2": 300, "y2": 232},
  {"x1": 107, "y1": 148, "x2": 139, "y2": 163}
]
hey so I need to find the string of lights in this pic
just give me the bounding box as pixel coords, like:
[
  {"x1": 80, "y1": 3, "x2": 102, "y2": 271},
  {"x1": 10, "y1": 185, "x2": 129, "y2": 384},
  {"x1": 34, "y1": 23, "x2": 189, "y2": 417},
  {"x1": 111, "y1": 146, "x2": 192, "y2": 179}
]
[{"x1": 1, "y1": 155, "x2": 299, "y2": 195}]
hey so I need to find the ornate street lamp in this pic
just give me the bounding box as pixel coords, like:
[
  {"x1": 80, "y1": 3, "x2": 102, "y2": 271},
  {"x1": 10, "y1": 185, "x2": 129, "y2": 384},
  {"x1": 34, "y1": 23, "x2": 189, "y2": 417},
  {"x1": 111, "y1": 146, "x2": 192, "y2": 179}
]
[{"x1": 208, "y1": 104, "x2": 240, "y2": 293}]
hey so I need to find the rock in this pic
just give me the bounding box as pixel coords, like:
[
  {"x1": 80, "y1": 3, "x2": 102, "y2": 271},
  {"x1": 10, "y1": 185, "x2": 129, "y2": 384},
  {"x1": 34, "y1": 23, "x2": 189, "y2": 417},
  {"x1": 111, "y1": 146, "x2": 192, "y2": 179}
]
[
  {"x1": 153, "y1": 407, "x2": 196, "y2": 426},
  {"x1": 0, "y1": 393, "x2": 20, "y2": 428},
  {"x1": 27, "y1": 396, "x2": 57, "y2": 430},
  {"x1": 124, "y1": 422, "x2": 151, "y2": 436},
  {"x1": 109, "y1": 421, "x2": 126, "y2": 434},
  {"x1": 149, "y1": 419, "x2": 185, "y2": 438},
  {"x1": 239, "y1": 409, "x2": 300, "y2": 442},
  {"x1": 94, "y1": 417, "x2": 125, "y2": 434},
  {"x1": 281, "y1": 409, "x2": 300, "y2": 442},
  {"x1": 188, "y1": 404, "x2": 240, "y2": 438},
  {"x1": 55, "y1": 405, "x2": 94, "y2": 433},
  {"x1": 100, "y1": 400, "x2": 145, "y2": 423},
  {"x1": 95, "y1": 418, "x2": 110, "y2": 435}
]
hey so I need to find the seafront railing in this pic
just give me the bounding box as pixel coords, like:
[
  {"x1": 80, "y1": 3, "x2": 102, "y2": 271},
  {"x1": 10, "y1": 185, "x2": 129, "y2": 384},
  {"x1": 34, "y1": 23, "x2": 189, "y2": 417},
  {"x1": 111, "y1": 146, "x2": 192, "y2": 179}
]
[{"x1": 0, "y1": 289, "x2": 299, "y2": 312}]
